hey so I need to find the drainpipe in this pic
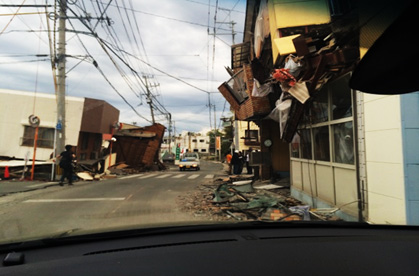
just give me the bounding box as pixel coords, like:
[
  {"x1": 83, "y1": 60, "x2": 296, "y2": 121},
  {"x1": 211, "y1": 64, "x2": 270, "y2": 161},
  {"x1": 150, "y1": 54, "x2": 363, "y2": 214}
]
[{"x1": 352, "y1": 90, "x2": 364, "y2": 223}]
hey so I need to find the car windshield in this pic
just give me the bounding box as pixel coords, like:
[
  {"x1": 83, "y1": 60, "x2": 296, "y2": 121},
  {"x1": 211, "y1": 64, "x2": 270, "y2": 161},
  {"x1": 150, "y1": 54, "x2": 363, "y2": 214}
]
[
  {"x1": 183, "y1": 153, "x2": 198, "y2": 158},
  {"x1": 0, "y1": 0, "x2": 416, "y2": 245}
]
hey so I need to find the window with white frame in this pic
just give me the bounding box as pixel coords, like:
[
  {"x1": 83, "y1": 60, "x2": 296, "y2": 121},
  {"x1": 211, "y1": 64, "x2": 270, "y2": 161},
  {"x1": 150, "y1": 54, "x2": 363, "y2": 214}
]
[{"x1": 291, "y1": 74, "x2": 354, "y2": 165}]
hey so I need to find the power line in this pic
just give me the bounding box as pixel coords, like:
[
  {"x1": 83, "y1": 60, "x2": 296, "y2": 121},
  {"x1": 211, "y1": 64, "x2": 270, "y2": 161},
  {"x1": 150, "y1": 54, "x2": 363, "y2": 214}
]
[
  {"x1": 64, "y1": 5, "x2": 150, "y2": 123},
  {"x1": 97, "y1": 1, "x2": 242, "y2": 33},
  {"x1": 186, "y1": 0, "x2": 245, "y2": 14},
  {"x1": 0, "y1": 58, "x2": 50, "y2": 64},
  {"x1": 66, "y1": 3, "x2": 148, "y2": 94},
  {"x1": 66, "y1": 2, "x2": 170, "y2": 124},
  {"x1": 112, "y1": 46, "x2": 219, "y2": 94}
]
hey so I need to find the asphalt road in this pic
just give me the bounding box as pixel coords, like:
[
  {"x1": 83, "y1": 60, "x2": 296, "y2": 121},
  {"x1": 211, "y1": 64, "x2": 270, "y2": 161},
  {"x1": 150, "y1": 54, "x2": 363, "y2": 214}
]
[{"x1": 0, "y1": 160, "x2": 224, "y2": 244}]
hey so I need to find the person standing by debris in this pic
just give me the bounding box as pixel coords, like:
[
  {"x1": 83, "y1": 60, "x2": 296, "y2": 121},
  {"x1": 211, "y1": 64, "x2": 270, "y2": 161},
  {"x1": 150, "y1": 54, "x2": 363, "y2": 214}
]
[
  {"x1": 238, "y1": 151, "x2": 244, "y2": 174},
  {"x1": 226, "y1": 152, "x2": 232, "y2": 175},
  {"x1": 231, "y1": 150, "x2": 240, "y2": 175},
  {"x1": 58, "y1": 145, "x2": 76, "y2": 186},
  {"x1": 246, "y1": 148, "x2": 253, "y2": 174}
]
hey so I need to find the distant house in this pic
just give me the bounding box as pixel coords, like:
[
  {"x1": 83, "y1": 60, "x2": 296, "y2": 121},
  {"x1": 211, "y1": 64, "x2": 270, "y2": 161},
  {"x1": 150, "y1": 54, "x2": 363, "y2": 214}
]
[{"x1": 174, "y1": 131, "x2": 210, "y2": 155}]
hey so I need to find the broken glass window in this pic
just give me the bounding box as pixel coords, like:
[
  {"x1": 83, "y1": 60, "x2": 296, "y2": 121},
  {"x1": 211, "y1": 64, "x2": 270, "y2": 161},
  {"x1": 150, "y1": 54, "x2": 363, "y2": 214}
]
[
  {"x1": 291, "y1": 133, "x2": 300, "y2": 158},
  {"x1": 311, "y1": 86, "x2": 329, "y2": 124},
  {"x1": 300, "y1": 129, "x2": 312, "y2": 159},
  {"x1": 333, "y1": 122, "x2": 354, "y2": 164},
  {"x1": 313, "y1": 126, "x2": 330, "y2": 161},
  {"x1": 331, "y1": 74, "x2": 352, "y2": 120},
  {"x1": 225, "y1": 69, "x2": 248, "y2": 104}
]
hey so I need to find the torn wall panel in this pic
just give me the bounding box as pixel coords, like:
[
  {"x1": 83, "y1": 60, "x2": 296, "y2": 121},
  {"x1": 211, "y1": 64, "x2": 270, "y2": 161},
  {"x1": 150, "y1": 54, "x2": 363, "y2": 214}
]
[{"x1": 113, "y1": 123, "x2": 165, "y2": 170}]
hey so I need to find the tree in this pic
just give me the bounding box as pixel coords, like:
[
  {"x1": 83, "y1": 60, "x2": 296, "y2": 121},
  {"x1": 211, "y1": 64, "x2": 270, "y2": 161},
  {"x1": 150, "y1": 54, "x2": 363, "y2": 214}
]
[{"x1": 206, "y1": 117, "x2": 234, "y2": 158}]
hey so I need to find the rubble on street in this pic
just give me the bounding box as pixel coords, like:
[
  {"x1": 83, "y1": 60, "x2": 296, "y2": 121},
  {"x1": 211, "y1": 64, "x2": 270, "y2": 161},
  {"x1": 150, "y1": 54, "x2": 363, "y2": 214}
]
[
  {"x1": 177, "y1": 174, "x2": 342, "y2": 222},
  {"x1": 75, "y1": 161, "x2": 166, "y2": 181}
]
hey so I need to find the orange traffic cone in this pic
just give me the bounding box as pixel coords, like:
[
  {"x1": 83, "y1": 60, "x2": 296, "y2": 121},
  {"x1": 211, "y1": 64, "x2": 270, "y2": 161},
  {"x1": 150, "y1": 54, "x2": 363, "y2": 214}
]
[{"x1": 4, "y1": 166, "x2": 10, "y2": 179}]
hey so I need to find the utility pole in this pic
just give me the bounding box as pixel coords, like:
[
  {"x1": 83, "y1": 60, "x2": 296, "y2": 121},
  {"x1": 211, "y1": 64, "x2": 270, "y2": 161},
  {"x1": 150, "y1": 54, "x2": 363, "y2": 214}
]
[
  {"x1": 168, "y1": 113, "x2": 172, "y2": 154},
  {"x1": 143, "y1": 76, "x2": 156, "y2": 124},
  {"x1": 207, "y1": 93, "x2": 212, "y2": 130},
  {"x1": 214, "y1": 21, "x2": 236, "y2": 44},
  {"x1": 56, "y1": 0, "x2": 67, "y2": 155},
  {"x1": 213, "y1": 104, "x2": 217, "y2": 133}
]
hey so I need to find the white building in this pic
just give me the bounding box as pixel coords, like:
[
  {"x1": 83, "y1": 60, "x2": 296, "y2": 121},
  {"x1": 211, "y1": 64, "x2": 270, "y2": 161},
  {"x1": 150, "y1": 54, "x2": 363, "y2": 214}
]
[
  {"x1": 0, "y1": 89, "x2": 84, "y2": 161},
  {"x1": 174, "y1": 131, "x2": 210, "y2": 155}
]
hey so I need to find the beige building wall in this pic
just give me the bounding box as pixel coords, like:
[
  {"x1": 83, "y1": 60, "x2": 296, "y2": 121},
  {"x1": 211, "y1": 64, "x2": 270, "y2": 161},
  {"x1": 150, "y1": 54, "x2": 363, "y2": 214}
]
[
  {"x1": 363, "y1": 94, "x2": 406, "y2": 224},
  {"x1": 0, "y1": 89, "x2": 84, "y2": 160},
  {"x1": 235, "y1": 120, "x2": 259, "y2": 151},
  {"x1": 291, "y1": 161, "x2": 357, "y2": 218}
]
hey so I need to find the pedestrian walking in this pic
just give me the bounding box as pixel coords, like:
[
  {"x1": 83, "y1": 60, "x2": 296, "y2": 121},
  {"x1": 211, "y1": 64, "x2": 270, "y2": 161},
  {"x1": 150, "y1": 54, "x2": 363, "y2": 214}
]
[{"x1": 58, "y1": 145, "x2": 75, "y2": 186}]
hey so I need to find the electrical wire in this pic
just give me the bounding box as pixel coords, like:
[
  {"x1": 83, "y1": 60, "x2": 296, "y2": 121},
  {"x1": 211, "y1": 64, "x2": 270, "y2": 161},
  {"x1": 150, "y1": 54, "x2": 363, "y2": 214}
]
[
  {"x1": 97, "y1": 0, "x2": 241, "y2": 33},
  {"x1": 0, "y1": 0, "x2": 26, "y2": 36},
  {"x1": 0, "y1": 58, "x2": 50, "y2": 64},
  {"x1": 64, "y1": 5, "x2": 150, "y2": 123},
  {"x1": 67, "y1": 2, "x2": 147, "y2": 98},
  {"x1": 110, "y1": 46, "x2": 219, "y2": 94},
  {"x1": 44, "y1": 1, "x2": 58, "y2": 93},
  {"x1": 93, "y1": 1, "x2": 151, "y2": 97},
  {"x1": 186, "y1": 0, "x2": 245, "y2": 14},
  {"x1": 96, "y1": 63, "x2": 152, "y2": 123}
]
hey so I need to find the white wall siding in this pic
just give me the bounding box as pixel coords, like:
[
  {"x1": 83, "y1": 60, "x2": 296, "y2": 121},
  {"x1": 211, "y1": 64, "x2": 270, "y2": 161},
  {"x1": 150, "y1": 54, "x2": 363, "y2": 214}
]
[
  {"x1": 0, "y1": 89, "x2": 84, "y2": 160},
  {"x1": 363, "y1": 93, "x2": 406, "y2": 224}
]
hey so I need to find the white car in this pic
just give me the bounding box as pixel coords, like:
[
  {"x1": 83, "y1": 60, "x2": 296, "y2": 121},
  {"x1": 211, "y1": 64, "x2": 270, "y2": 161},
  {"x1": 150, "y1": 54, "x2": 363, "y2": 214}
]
[{"x1": 179, "y1": 152, "x2": 200, "y2": 171}]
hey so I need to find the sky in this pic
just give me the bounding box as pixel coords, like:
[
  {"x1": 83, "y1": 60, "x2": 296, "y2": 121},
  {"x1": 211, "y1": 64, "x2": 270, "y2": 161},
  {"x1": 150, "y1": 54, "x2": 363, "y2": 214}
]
[{"x1": 0, "y1": 0, "x2": 246, "y2": 135}]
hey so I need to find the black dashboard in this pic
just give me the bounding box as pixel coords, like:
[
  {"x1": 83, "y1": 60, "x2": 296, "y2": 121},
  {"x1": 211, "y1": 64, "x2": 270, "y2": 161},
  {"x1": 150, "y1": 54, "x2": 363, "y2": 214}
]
[{"x1": 1, "y1": 222, "x2": 419, "y2": 275}]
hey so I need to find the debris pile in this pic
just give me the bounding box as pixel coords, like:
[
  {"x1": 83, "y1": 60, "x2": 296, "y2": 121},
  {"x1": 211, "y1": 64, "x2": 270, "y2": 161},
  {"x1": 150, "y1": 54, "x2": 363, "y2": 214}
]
[
  {"x1": 178, "y1": 175, "x2": 341, "y2": 222},
  {"x1": 75, "y1": 159, "x2": 167, "y2": 182},
  {"x1": 75, "y1": 162, "x2": 141, "y2": 181}
]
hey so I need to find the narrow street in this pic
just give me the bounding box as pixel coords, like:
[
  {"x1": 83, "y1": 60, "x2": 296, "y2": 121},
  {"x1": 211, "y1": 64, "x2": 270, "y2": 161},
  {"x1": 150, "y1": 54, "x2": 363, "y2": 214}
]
[{"x1": 0, "y1": 160, "x2": 223, "y2": 242}]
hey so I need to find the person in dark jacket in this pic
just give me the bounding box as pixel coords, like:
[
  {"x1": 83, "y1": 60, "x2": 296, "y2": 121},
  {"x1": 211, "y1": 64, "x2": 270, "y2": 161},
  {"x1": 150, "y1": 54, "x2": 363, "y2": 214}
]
[
  {"x1": 245, "y1": 149, "x2": 253, "y2": 174},
  {"x1": 58, "y1": 145, "x2": 75, "y2": 186},
  {"x1": 231, "y1": 150, "x2": 240, "y2": 175},
  {"x1": 238, "y1": 151, "x2": 244, "y2": 174}
]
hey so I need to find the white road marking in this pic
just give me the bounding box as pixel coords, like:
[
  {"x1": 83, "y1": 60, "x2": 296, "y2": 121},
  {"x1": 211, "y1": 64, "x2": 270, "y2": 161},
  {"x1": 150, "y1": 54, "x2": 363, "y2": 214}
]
[
  {"x1": 156, "y1": 174, "x2": 172, "y2": 178},
  {"x1": 172, "y1": 174, "x2": 186, "y2": 178},
  {"x1": 188, "y1": 174, "x2": 200, "y2": 179},
  {"x1": 138, "y1": 174, "x2": 158, "y2": 179},
  {"x1": 204, "y1": 174, "x2": 214, "y2": 179},
  {"x1": 24, "y1": 198, "x2": 126, "y2": 203},
  {"x1": 27, "y1": 182, "x2": 56, "y2": 188},
  {"x1": 120, "y1": 174, "x2": 143, "y2": 179}
]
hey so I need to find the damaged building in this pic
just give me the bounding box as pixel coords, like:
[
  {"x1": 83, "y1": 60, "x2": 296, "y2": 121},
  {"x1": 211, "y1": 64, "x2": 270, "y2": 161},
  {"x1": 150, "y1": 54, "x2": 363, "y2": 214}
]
[
  {"x1": 0, "y1": 89, "x2": 166, "y2": 178},
  {"x1": 218, "y1": 0, "x2": 419, "y2": 225},
  {"x1": 113, "y1": 123, "x2": 166, "y2": 171}
]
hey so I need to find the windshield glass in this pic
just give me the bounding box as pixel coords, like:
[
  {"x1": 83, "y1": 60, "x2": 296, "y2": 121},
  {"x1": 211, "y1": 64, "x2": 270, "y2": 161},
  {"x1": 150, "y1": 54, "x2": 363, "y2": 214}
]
[{"x1": 0, "y1": 0, "x2": 416, "y2": 245}]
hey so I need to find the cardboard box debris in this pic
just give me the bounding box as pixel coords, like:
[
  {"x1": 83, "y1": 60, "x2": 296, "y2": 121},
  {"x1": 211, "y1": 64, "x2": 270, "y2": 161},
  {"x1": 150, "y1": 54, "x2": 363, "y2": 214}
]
[{"x1": 76, "y1": 172, "x2": 94, "y2": 181}]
